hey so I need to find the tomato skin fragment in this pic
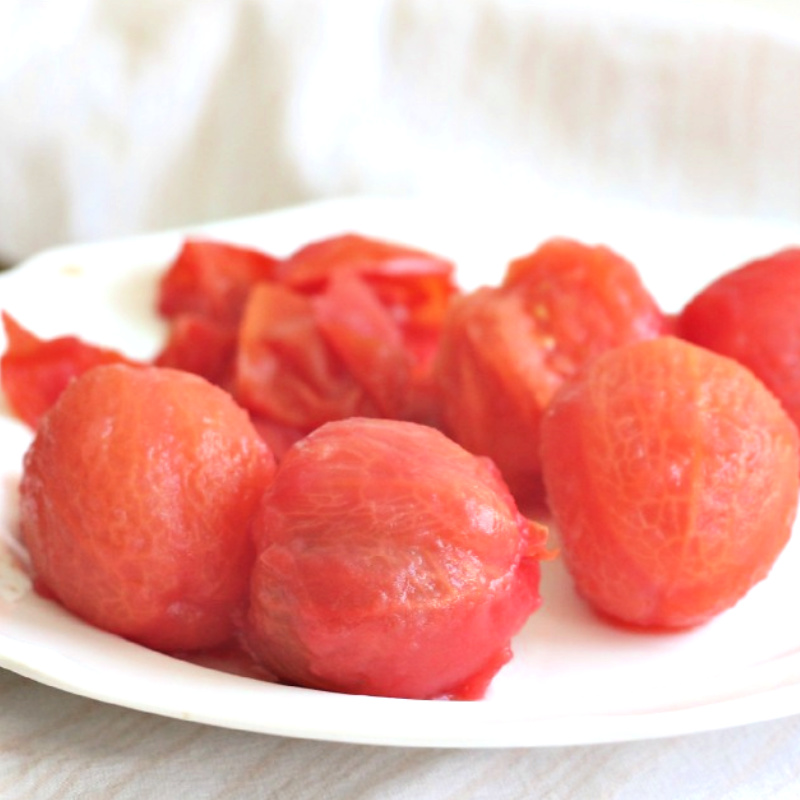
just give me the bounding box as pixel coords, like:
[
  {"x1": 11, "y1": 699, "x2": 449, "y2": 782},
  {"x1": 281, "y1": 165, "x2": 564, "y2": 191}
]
[
  {"x1": 312, "y1": 272, "x2": 421, "y2": 421},
  {"x1": 232, "y1": 233, "x2": 460, "y2": 432},
  {"x1": 1, "y1": 312, "x2": 136, "y2": 428},
  {"x1": 278, "y1": 232, "x2": 457, "y2": 318},
  {"x1": 234, "y1": 282, "x2": 380, "y2": 431},
  {"x1": 157, "y1": 238, "x2": 280, "y2": 326},
  {"x1": 279, "y1": 232, "x2": 459, "y2": 389}
]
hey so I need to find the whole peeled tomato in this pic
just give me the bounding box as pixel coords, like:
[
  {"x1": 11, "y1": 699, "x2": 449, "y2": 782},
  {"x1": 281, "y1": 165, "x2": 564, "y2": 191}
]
[
  {"x1": 245, "y1": 417, "x2": 549, "y2": 700},
  {"x1": 677, "y1": 247, "x2": 800, "y2": 432},
  {"x1": 434, "y1": 238, "x2": 665, "y2": 511},
  {"x1": 19, "y1": 364, "x2": 276, "y2": 652},
  {"x1": 540, "y1": 337, "x2": 799, "y2": 629}
]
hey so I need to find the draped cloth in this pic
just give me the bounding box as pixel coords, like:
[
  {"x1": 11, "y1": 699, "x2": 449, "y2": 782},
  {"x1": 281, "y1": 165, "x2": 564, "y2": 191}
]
[{"x1": 2, "y1": 0, "x2": 800, "y2": 261}]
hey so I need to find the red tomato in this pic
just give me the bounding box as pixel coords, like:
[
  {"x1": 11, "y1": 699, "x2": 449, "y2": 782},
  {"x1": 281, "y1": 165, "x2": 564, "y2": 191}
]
[
  {"x1": 541, "y1": 337, "x2": 799, "y2": 629},
  {"x1": 245, "y1": 417, "x2": 549, "y2": 700},
  {"x1": 435, "y1": 238, "x2": 666, "y2": 510},
  {"x1": 677, "y1": 248, "x2": 800, "y2": 432},
  {"x1": 157, "y1": 238, "x2": 279, "y2": 326},
  {"x1": 1, "y1": 312, "x2": 136, "y2": 428},
  {"x1": 20, "y1": 364, "x2": 276, "y2": 652}
]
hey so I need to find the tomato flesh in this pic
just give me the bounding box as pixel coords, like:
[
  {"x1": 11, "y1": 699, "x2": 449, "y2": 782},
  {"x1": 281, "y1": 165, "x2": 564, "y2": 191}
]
[{"x1": 157, "y1": 238, "x2": 279, "y2": 326}]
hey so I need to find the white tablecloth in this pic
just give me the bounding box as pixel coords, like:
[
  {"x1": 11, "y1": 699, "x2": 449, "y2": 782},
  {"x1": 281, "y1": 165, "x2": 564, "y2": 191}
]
[
  {"x1": 2, "y1": 666, "x2": 799, "y2": 799},
  {"x1": 2, "y1": 2, "x2": 800, "y2": 797}
]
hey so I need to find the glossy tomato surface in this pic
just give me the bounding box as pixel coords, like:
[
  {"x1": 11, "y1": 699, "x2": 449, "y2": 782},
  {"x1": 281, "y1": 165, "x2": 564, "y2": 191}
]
[
  {"x1": 678, "y1": 247, "x2": 800, "y2": 431},
  {"x1": 245, "y1": 418, "x2": 548, "y2": 700}
]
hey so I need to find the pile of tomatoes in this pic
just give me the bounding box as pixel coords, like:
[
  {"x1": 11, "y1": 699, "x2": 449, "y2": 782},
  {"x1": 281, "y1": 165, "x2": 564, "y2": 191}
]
[{"x1": 2, "y1": 231, "x2": 799, "y2": 699}]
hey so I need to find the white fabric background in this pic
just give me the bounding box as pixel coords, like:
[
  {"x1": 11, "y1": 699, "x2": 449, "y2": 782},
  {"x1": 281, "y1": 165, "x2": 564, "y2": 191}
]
[
  {"x1": 3, "y1": 0, "x2": 800, "y2": 261},
  {"x1": 2, "y1": 2, "x2": 800, "y2": 797}
]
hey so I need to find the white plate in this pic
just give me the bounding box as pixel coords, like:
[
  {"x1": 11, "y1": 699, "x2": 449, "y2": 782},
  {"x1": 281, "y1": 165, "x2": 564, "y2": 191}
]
[{"x1": 2, "y1": 195, "x2": 800, "y2": 748}]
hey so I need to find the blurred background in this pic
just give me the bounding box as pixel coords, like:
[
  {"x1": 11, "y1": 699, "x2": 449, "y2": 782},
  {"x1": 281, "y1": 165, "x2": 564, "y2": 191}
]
[{"x1": 2, "y1": 0, "x2": 800, "y2": 264}]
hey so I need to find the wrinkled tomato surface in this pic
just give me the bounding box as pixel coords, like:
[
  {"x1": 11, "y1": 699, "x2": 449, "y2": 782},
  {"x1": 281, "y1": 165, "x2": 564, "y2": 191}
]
[
  {"x1": 540, "y1": 337, "x2": 799, "y2": 629},
  {"x1": 20, "y1": 364, "x2": 276, "y2": 652},
  {"x1": 245, "y1": 417, "x2": 549, "y2": 700},
  {"x1": 677, "y1": 247, "x2": 800, "y2": 432},
  {"x1": 435, "y1": 238, "x2": 666, "y2": 510}
]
